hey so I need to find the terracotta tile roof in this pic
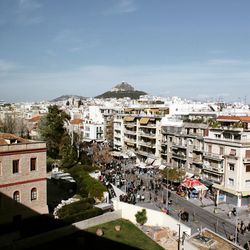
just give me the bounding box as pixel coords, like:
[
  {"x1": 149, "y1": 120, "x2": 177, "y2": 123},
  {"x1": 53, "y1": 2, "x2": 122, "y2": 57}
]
[
  {"x1": 29, "y1": 116, "x2": 41, "y2": 123},
  {"x1": 217, "y1": 116, "x2": 250, "y2": 122},
  {"x1": 0, "y1": 133, "x2": 31, "y2": 145},
  {"x1": 70, "y1": 118, "x2": 83, "y2": 125}
]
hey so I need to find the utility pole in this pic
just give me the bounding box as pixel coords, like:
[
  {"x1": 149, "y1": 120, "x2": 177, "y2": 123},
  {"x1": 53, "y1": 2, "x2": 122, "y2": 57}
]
[
  {"x1": 166, "y1": 168, "x2": 169, "y2": 211},
  {"x1": 178, "y1": 223, "x2": 181, "y2": 250},
  {"x1": 234, "y1": 208, "x2": 238, "y2": 245}
]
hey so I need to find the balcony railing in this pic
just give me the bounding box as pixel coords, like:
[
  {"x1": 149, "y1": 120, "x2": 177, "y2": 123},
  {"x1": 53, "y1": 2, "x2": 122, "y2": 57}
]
[
  {"x1": 138, "y1": 141, "x2": 156, "y2": 148},
  {"x1": 172, "y1": 153, "x2": 186, "y2": 160},
  {"x1": 203, "y1": 165, "x2": 224, "y2": 174},
  {"x1": 203, "y1": 152, "x2": 224, "y2": 161},
  {"x1": 172, "y1": 144, "x2": 187, "y2": 149}
]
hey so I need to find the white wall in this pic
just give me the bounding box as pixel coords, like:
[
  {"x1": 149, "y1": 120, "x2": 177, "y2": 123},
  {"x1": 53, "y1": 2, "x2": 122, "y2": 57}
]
[{"x1": 112, "y1": 200, "x2": 191, "y2": 236}]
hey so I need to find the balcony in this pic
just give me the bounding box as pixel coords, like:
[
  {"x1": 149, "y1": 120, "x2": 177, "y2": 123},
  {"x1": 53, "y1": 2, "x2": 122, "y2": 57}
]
[
  {"x1": 124, "y1": 122, "x2": 137, "y2": 127},
  {"x1": 193, "y1": 146, "x2": 204, "y2": 152},
  {"x1": 203, "y1": 152, "x2": 224, "y2": 161},
  {"x1": 172, "y1": 144, "x2": 187, "y2": 149},
  {"x1": 140, "y1": 123, "x2": 156, "y2": 128},
  {"x1": 138, "y1": 141, "x2": 156, "y2": 148},
  {"x1": 124, "y1": 129, "x2": 137, "y2": 136},
  {"x1": 192, "y1": 157, "x2": 203, "y2": 165},
  {"x1": 139, "y1": 132, "x2": 156, "y2": 138},
  {"x1": 243, "y1": 157, "x2": 250, "y2": 163},
  {"x1": 137, "y1": 150, "x2": 157, "y2": 159},
  {"x1": 124, "y1": 138, "x2": 136, "y2": 144},
  {"x1": 202, "y1": 165, "x2": 224, "y2": 174},
  {"x1": 172, "y1": 152, "x2": 186, "y2": 160}
]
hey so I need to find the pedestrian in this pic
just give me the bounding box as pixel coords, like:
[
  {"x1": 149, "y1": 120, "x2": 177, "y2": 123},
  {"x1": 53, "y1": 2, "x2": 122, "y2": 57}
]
[
  {"x1": 241, "y1": 221, "x2": 246, "y2": 235},
  {"x1": 237, "y1": 222, "x2": 241, "y2": 233},
  {"x1": 228, "y1": 211, "x2": 232, "y2": 218},
  {"x1": 228, "y1": 234, "x2": 235, "y2": 242},
  {"x1": 141, "y1": 194, "x2": 145, "y2": 202},
  {"x1": 244, "y1": 240, "x2": 250, "y2": 250}
]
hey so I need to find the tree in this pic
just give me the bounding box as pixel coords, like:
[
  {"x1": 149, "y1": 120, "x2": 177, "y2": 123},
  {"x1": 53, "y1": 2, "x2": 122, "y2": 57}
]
[
  {"x1": 161, "y1": 167, "x2": 185, "y2": 184},
  {"x1": 135, "y1": 209, "x2": 147, "y2": 226},
  {"x1": 38, "y1": 105, "x2": 70, "y2": 159},
  {"x1": 59, "y1": 133, "x2": 78, "y2": 168}
]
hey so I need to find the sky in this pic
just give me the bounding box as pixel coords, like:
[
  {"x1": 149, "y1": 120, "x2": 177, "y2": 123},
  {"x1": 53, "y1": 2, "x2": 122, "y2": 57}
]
[{"x1": 0, "y1": 0, "x2": 250, "y2": 103}]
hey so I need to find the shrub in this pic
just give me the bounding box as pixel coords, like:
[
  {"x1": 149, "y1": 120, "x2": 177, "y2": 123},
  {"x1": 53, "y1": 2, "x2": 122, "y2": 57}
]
[
  {"x1": 57, "y1": 200, "x2": 92, "y2": 219},
  {"x1": 135, "y1": 209, "x2": 147, "y2": 226},
  {"x1": 63, "y1": 207, "x2": 103, "y2": 224},
  {"x1": 67, "y1": 165, "x2": 106, "y2": 199}
]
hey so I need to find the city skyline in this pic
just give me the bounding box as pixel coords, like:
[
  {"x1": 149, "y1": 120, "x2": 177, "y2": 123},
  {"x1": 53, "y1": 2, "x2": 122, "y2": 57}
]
[{"x1": 0, "y1": 0, "x2": 250, "y2": 102}]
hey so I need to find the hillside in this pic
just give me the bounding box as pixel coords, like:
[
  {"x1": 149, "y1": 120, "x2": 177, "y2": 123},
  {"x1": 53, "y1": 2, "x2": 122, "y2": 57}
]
[
  {"x1": 50, "y1": 95, "x2": 86, "y2": 102},
  {"x1": 95, "y1": 82, "x2": 147, "y2": 99}
]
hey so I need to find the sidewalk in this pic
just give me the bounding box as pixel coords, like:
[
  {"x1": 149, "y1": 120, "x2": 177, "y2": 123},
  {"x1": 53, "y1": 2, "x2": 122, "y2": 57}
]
[{"x1": 188, "y1": 196, "x2": 250, "y2": 226}]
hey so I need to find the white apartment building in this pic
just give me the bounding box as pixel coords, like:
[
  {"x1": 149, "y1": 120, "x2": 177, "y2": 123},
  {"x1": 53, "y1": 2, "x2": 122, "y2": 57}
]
[
  {"x1": 82, "y1": 106, "x2": 104, "y2": 141},
  {"x1": 122, "y1": 107, "x2": 169, "y2": 164},
  {"x1": 113, "y1": 110, "x2": 124, "y2": 150},
  {"x1": 203, "y1": 116, "x2": 250, "y2": 207}
]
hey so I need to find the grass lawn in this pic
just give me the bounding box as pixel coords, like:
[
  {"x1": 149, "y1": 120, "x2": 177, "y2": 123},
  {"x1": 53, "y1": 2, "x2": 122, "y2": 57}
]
[
  {"x1": 20, "y1": 219, "x2": 164, "y2": 250},
  {"x1": 85, "y1": 219, "x2": 164, "y2": 250}
]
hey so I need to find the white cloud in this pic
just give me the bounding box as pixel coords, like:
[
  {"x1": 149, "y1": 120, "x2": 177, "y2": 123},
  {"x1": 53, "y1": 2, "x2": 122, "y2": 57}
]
[
  {"x1": 1, "y1": 58, "x2": 250, "y2": 102},
  {"x1": 103, "y1": 0, "x2": 137, "y2": 15},
  {"x1": 53, "y1": 29, "x2": 99, "y2": 52},
  {"x1": 0, "y1": 60, "x2": 17, "y2": 75},
  {"x1": 17, "y1": 0, "x2": 43, "y2": 25},
  {"x1": 18, "y1": 0, "x2": 42, "y2": 11}
]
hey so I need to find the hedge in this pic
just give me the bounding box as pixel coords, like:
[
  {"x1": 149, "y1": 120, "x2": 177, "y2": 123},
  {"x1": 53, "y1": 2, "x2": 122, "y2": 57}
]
[
  {"x1": 67, "y1": 165, "x2": 106, "y2": 199},
  {"x1": 62, "y1": 207, "x2": 104, "y2": 224}
]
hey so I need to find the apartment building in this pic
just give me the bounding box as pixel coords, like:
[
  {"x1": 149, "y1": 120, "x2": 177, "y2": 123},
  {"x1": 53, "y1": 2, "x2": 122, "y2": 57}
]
[
  {"x1": 122, "y1": 107, "x2": 169, "y2": 163},
  {"x1": 0, "y1": 133, "x2": 48, "y2": 224},
  {"x1": 203, "y1": 116, "x2": 250, "y2": 206},
  {"x1": 113, "y1": 110, "x2": 124, "y2": 150}
]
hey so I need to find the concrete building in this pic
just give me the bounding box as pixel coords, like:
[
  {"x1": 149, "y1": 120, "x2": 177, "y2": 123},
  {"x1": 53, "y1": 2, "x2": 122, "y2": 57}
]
[
  {"x1": 203, "y1": 116, "x2": 250, "y2": 207},
  {"x1": 0, "y1": 133, "x2": 48, "y2": 224}
]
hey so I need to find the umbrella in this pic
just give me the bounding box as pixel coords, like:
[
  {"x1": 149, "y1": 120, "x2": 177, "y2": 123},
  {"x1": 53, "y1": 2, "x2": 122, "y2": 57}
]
[{"x1": 181, "y1": 178, "x2": 203, "y2": 188}]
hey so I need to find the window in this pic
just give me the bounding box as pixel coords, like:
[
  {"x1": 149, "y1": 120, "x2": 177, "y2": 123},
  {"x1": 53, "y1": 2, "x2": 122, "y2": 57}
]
[
  {"x1": 246, "y1": 150, "x2": 250, "y2": 158},
  {"x1": 31, "y1": 188, "x2": 37, "y2": 201},
  {"x1": 13, "y1": 191, "x2": 20, "y2": 202},
  {"x1": 229, "y1": 149, "x2": 236, "y2": 156},
  {"x1": 13, "y1": 160, "x2": 19, "y2": 174},
  {"x1": 208, "y1": 145, "x2": 212, "y2": 153},
  {"x1": 246, "y1": 165, "x2": 250, "y2": 172},
  {"x1": 219, "y1": 147, "x2": 224, "y2": 155},
  {"x1": 215, "y1": 134, "x2": 221, "y2": 139},
  {"x1": 228, "y1": 178, "x2": 234, "y2": 186},
  {"x1": 30, "y1": 158, "x2": 36, "y2": 171},
  {"x1": 169, "y1": 137, "x2": 172, "y2": 142},
  {"x1": 245, "y1": 180, "x2": 250, "y2": 187},
  {"x1": 229, "y1": 163, "x2": 235, "y2": 171}
]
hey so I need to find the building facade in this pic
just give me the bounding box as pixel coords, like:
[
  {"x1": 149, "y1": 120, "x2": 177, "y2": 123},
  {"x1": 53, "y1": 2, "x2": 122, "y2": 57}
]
[{"x1": 0, "y1": 133, "x2": 48, "y2": 224}]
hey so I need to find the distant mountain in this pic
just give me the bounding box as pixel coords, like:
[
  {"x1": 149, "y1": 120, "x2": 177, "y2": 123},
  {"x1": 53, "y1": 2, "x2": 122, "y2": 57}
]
[
  {"x1": 95, "y1": 82, "x2": 147, "y2": 99},
  {"x1": 50, "y1": 95, "x2": 86, "y2": 102}
]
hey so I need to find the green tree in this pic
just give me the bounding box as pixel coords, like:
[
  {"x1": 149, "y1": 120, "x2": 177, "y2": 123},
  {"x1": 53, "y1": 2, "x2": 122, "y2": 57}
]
[
  {"x1": 135, "y1": 209, "x2": 147, "y2": 226},
  {"x1": 38, "y1": 105, "x2": 70, "y2": 159},
  {"x1": 59, "y1": 133, "x2": 78, "y2": 168},
  {"x1": 161, "y1": 167, "x2": 185, "y2": 184}
]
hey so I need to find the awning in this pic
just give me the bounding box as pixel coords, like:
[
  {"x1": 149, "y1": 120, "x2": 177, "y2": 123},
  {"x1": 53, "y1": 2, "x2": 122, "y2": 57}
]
[
  {"x1": 241, "y1": 191, "x2": 250, "y2": 197},
  {"x1": 153, "y1": 158, "x2": 161, "y2": 166},
  {"x1": 140, "y1": 117, "x2": 150, "y2": 125},
  {"x1": 212, "y1": 183, "x2": 239, "y2": 196},
  {"x1": 159, "y1": 165, "x2": 166, "y2": 170},
  {"x1": 193, "y1": 185, "x2": 208, "y2": 191},
  {"x1": 125, "y1": 142, "x2": 135, "y2": 147},
  {"x1": 124, "y1": 116, "x2": 135, "y2": 122},
  {"x1": 145, "y1": 157, "x2": 155, "y2": 165}
]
